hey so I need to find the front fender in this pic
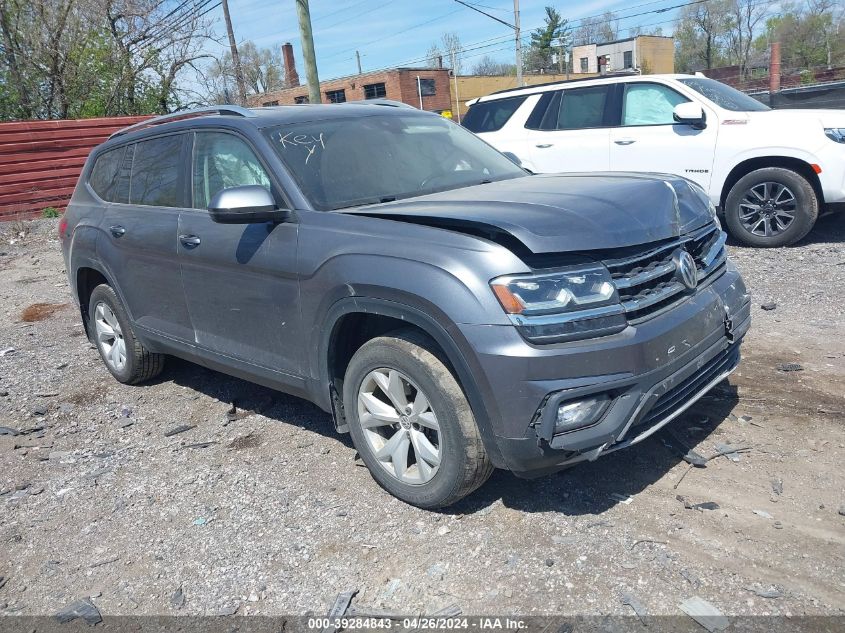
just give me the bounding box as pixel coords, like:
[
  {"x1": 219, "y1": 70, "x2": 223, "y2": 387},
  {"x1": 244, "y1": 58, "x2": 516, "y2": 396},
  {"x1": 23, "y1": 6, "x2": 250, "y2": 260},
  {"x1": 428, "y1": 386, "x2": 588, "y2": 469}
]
[{"x1": 315, "y1": 295, "x2": 508, "y2": 468}]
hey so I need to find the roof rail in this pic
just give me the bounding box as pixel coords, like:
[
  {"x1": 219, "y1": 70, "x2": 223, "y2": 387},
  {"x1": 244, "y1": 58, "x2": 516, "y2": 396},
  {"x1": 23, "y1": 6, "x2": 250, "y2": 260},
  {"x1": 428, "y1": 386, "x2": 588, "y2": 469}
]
[
  {"x1": 487, "y1": 69, "x2": 642, "y2": 97},
  {"x1": 109, "y1": 105, "x2": 256, "y2": 139},
  {"x1": 348, "y1": 99, "x2": 416, "y2": 109}
]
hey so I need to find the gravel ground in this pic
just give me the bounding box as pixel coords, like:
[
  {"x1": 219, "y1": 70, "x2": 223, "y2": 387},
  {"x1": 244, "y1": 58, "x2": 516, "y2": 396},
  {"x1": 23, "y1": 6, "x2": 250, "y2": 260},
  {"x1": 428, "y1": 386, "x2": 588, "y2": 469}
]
[{"x1": 0, "y1": 216, "x2": 843, "y2": 620}]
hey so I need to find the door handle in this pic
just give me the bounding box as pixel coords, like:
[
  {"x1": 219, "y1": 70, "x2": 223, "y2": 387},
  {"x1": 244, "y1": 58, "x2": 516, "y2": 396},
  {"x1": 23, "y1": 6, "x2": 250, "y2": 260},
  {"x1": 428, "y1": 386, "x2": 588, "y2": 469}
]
[
  {"x1": 614, "y1": 139, "x2": 636, "y2": 146},
  {"x1": 109, "y1": 225, "x2": 125, "y2": 238},
  {"x1": 535, "y1": 143, "x2": 554, "y2": 148},
  {"x1": 179, "y1": 234, "x2": 201, "y2": 248}
]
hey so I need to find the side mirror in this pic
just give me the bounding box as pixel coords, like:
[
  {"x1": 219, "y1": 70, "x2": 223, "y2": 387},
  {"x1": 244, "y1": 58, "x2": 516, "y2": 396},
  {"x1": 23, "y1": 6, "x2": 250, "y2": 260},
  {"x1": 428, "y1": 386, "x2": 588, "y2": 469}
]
[
  {"x1": 673, "y1": 102, "x2": 707, "y2": 129},
  {"x1": 208, "y1": 185, "x2": 290, "y2": 224},
  {"x1": 502, "y1": 151, "x2": 523, "y2": 167}
]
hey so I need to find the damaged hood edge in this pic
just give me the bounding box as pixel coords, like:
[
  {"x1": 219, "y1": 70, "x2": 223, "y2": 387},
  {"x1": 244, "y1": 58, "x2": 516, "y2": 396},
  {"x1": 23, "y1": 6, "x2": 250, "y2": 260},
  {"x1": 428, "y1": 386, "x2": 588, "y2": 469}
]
[{"x1": 340, "y1": 173, "x2": 713, "y2": 254}]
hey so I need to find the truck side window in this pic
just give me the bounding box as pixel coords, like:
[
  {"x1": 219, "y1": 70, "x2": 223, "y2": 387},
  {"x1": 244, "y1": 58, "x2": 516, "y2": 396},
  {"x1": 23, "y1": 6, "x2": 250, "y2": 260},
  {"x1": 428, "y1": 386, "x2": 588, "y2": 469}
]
[
  {"x1": 192, "y1": 132, "x2": 271, "y2": 210},
  {"x1": 556, "y1": 85, "x2": 612, "y2": 129},
  {"x1": 462, "y1": 96, "x2": 527, "y2": 133},
  {"x1": 622, "y1": 83, "x2": 689, "y2": 126}
]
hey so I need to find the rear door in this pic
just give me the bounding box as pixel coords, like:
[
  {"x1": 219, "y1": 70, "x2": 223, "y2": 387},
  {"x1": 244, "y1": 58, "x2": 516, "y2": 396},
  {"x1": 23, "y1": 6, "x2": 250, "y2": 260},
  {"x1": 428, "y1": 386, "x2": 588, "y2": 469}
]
[
  {"x1": 177, "y1": 130, "x2": 303, "y2": 377},
  {"x1": 525, "y1": 84, "x2": 615, "y2": 173},
  {"x1": 97, "y1": 134, "x2": 195, "y2": 342},
  {"x1": 609, "y1": 81, "x2": 719, "y2": 190}
]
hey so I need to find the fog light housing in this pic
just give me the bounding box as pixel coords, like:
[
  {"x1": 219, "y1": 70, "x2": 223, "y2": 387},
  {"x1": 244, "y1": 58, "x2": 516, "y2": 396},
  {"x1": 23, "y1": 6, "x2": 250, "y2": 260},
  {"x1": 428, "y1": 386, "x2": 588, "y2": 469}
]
[{"x1": 555, "y1": 394, "x2": 611, "y2": 434}]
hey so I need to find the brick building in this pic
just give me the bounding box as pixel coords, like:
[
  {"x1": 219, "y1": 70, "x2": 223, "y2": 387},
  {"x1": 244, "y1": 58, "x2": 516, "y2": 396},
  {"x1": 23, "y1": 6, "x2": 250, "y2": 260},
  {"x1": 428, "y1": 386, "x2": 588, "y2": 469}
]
[{"x1": 249, "y1": 45, "x2": 453, "y2": 112}]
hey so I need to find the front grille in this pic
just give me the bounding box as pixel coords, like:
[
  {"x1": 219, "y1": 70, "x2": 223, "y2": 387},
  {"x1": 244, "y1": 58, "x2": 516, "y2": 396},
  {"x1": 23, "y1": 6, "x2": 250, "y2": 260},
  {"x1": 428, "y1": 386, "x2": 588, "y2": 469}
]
[
  {"x1": 636, "y1": 344, "x2": 740, "y2": 429},
  {"x1": 603, "y1": 223, "x2": 727, "y2": 323}
]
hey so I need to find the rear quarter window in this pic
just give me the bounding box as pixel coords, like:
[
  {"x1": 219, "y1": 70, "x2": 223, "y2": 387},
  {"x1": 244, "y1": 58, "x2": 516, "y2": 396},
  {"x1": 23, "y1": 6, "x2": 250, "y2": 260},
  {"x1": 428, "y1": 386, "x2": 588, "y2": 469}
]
[
  {"x1": 462, "y1": 95, "x2": 527, "y2": 133},
  {"x1": 129, "y1": 135, "x2": 184, "y2": 207},
  {"x1": 88, "y1": 146, "x2": 125, "y2": 202}
]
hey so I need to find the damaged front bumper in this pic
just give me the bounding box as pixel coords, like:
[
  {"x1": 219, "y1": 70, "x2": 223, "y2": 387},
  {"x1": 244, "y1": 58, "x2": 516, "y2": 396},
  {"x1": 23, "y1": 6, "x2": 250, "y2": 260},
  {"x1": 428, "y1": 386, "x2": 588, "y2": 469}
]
[{"x1": 458, "y1": 261, "x2": 751, "y2": 477}]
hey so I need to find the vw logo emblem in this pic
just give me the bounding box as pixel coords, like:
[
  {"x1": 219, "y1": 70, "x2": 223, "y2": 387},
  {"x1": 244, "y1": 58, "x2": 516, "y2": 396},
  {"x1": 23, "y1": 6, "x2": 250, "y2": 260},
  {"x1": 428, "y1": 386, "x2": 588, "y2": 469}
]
[{"x1": 673, "y1": 249, "x2": 698, "y2": 291}]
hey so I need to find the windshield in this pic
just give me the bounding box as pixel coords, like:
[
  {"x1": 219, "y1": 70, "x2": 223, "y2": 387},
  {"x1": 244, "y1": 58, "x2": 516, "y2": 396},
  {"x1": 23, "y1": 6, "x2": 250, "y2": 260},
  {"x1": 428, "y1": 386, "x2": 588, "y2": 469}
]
[
  {"x1": 678, "y1": 77, "x2": 770, "y2": 112},
  {"x1": 265, "y1": 113, "x2": 526, "y2": 210}
]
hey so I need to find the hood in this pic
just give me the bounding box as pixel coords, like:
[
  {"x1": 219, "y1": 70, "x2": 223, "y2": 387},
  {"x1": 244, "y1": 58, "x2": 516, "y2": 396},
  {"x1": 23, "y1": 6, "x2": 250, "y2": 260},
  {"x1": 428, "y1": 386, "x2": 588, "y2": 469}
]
[
  {"x1": 745, "y1": 108, "x2": 845, "y2": 128},
  {"x1": 341, "y1": 173, "x2": 713, "y2": 254}
]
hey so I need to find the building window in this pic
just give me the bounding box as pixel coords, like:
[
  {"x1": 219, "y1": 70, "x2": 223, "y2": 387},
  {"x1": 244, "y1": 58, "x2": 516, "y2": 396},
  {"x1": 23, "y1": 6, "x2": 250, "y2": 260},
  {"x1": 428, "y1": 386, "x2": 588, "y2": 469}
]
[
  {"x1": 579, "y1": 57, "x2": 588, "y2": 73},
  {"x1": 326, "y1": 89, "x2": 346, "y2": 103},
  {"x1": 262, "y1": 100, "x2": 279, "y2": 107},
  {"x1": 294, "y1": 95, "x2": 309, "y2": 104},
  {"x1": 623, "y1": 50, "x2": 633, "y2": 69},
  {"x1": 417, "y1": 78, "x2": 436, "y2": 97},
  {"x1": 364, "y1": 82, "x2": 387, "y2": 99}
]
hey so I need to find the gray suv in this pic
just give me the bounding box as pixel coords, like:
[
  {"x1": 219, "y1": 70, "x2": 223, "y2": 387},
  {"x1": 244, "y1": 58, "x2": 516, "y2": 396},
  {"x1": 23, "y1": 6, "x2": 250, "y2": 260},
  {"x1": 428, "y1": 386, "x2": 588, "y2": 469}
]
[{"x1": 61, "y1": 103, "x2": 750, "y2": 508}]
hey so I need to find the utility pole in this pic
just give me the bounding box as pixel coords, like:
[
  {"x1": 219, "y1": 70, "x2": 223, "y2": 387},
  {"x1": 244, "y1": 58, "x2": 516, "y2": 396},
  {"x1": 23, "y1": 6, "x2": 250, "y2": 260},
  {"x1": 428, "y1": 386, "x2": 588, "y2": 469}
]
[
  {"x1": 452, "y1": 0, "x2": 522, "y2": 87},
  {"x1": 356, "y1": 50, "x2": 362, "y2": 74},
  {"x1": 296, "y1": 0, "x2": 321, "y2": 104},
  {"x1": 221, "y1": 0, "x2": 247, "y2": 105},
  {"x1": 514, "y1": 0, "x2": 523, "y2": 87}
]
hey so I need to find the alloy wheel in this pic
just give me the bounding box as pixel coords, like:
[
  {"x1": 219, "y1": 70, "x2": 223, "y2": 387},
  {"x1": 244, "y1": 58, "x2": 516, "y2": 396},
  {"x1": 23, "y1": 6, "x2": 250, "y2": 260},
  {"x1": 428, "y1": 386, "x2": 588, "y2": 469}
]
[
  {"x1": 94, "y1": 302, "x2": 127, "y2": 372},
  {"x1": 738, "y1": 181, "x2": 797, "y2": 237},
  {"x1": 357, "y1": 368, "x2": 442, "y2": 485}
]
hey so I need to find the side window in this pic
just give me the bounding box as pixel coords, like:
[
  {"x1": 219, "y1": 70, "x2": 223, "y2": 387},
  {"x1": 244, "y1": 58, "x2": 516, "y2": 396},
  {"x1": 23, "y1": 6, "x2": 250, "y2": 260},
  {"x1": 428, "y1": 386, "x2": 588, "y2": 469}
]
[
  {"x1": 88, "y1": 146, "x2": 124, "y2": 202},
  {"x1": 129, "y1": 135, "x2": 184, "y2": 207},
  {"x1": 556, "y1": 85, "x2": 611, "y2": 129},
  {"x1": 622, "y1": 83, "x2": 690, "y2": 126},
  {"x1": 192, "y1": 132, "x2": 271, "y2": 210},
  {"x1": 462, "y1": 95, "x2": 527, "y2": 133}
]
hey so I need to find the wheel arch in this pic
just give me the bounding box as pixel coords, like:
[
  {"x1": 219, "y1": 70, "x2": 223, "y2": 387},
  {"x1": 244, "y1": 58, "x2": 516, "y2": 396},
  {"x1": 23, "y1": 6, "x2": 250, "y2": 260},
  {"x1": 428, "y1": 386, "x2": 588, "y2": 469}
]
[
  {"x1": 75, "y1": 265, "x2": 115, "y2": 339},
  {"x1": 719, "y1": 156, "x2": 823, "y2": 209},
  {"x1": 319, "y1": 297, "x2": 506, "y2": 467}
]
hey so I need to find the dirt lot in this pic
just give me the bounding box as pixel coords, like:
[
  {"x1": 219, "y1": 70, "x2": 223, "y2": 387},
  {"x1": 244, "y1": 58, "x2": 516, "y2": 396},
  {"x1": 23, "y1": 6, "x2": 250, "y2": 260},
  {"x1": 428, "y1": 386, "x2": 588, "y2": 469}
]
[{"x1": 1, "y1": 216, "x2": 843, "y2": 620}]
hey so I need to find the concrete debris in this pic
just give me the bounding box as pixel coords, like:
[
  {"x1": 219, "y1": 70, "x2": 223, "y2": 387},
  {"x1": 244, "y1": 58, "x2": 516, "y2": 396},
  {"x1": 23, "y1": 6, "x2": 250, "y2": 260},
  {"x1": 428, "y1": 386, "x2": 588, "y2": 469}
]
[
  {"x1": 323, "y1": 589, "x2": 358, "y2": 633},
  {"x1": 621, "y1": 592, "x2": 649, "y2": 622},
  {"x1": 771, "y1": 478, "x2": 783, "y2": 495},
  {"x1": 753, "y1": 509, "x2": 774, "y2": 519},
  {"x1": 31, "y1": 404, "x2": 48, "y2": 417},
  {"x1": 838, "y1": 505, "x2": 845, "y2": 517},
  {"x1": 711, "y1": 443, "x2": 751, "y2": 462},
  {"x1": 170, "y1": 585, "x2": 185, "y2": 609},
  {"x1": 436, "y1": 525, "x2": 451, "y2": 536},
  {"x1": 777, "y1": 362, "x2": 804, "y2": 372},
  {"x1": 54, "y1": 597, "x2": 102, "y2": 626},
  {"x1": 609, "y1": 493, "x2": 634, "y2": 504},
  {"x1": 677, "y1": 496, "x2": 720, "y2": 511},
  {"x1": 182, "y1": 441, "x2": 217, "y2": 449},
  {"x1": 760, "y1": 302, "x2": 777, "y2": 311},
  {"x1": 216, "y1": 604, "x2": 239, "y2": 616},
  {"x1": 164, "y1": 424, "x2": 195, "y2": 437},
  {"x1": 0, "y1": 347, "x2": 16, "y2": 357},
  {"x1": 745, "y1": 586, "x2": 783, "y2": 599},
  {"x1": 679, "y1": 596, "x2": 729, "y2": 632},
  {"x1": 0, "y1": 426, "x2": 19, "y2": 436}
]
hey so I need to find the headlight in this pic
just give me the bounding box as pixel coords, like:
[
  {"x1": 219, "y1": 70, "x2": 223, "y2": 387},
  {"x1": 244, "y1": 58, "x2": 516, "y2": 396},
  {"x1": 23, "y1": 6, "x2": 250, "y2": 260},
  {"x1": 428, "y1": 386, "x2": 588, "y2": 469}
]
[
  {"x1": 491, "y1": 266, "x2": 627, "y2": 343},
  {"x1": 824, "y1": 128, "x2": 845, "y2": 143}
]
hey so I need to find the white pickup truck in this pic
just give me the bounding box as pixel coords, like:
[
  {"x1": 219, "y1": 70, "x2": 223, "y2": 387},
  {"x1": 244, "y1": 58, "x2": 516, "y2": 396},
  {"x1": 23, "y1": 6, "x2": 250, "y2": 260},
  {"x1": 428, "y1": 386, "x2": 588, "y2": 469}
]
[{"x1": 464, "y1": 74, "x2": 845, "y2": 247}]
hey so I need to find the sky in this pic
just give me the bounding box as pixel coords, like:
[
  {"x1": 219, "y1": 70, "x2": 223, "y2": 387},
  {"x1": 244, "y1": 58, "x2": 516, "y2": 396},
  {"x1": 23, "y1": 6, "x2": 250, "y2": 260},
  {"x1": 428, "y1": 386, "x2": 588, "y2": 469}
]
[{"x1": 208, "y1": 0, "x2": 691, "y2": 81}]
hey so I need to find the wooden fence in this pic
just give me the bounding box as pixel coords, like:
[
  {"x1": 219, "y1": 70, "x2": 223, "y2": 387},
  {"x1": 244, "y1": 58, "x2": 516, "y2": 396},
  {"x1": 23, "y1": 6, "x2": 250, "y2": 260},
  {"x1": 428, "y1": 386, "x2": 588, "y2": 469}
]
[{"x1": 0, "y1": 116, "x2": 149, "y2": 221}]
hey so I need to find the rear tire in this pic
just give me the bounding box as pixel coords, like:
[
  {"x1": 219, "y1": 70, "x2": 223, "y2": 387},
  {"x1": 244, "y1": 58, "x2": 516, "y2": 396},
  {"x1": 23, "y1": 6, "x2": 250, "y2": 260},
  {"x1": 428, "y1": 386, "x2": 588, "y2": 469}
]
[
  {"x1": 343, "y1": 329, "x2": 493, "y2": 509},
  {"x1": 88, "y1": 284, "x2": 165, "y2": 384},
  {"x1": 724, "y1": 167, "x2": 818, "y2": 247}
]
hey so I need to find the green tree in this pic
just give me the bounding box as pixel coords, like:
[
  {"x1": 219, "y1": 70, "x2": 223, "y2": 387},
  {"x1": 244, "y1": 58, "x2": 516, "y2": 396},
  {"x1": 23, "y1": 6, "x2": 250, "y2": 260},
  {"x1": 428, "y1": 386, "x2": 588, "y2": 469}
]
[{"x1": 526, "y1": 6, "x2": 568, "y2": 72}]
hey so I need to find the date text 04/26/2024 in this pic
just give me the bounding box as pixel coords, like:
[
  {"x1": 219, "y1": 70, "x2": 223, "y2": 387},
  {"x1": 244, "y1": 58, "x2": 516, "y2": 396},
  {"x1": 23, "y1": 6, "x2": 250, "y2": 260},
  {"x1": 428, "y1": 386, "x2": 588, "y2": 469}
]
[{"x1": 306, "y1": 618, "x2": 526, "y2": 630}]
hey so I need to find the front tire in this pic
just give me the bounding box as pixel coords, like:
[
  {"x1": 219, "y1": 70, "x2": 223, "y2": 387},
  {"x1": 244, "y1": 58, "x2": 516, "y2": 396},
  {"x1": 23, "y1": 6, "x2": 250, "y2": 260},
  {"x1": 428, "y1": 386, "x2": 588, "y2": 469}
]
[
  {"x1": 724, "y1": 167, "x2": 818, "y2": 247},
  {"x1": 88, "y1": 284, "x2": 165, "y2": 384},
  {"x1": 343, "y1": 329, "x2": 493, "y2": 509}
]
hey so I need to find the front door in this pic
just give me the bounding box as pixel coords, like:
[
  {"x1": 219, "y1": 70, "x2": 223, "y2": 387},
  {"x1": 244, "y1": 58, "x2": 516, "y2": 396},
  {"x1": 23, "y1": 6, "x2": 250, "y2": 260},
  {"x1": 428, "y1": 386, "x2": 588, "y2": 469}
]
[
  {"x1": 609, "y1": 81, "x2": 719, "y2": 190},
  {"x1": 97, "y1": 134, "x2": 195, "y2": 342},
  {"x1": 178, "y1": 130, "x2": 302, "y2": 377},
  {"x1": 525, "y1": 85, "x2": 613, "y2": 173}
]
